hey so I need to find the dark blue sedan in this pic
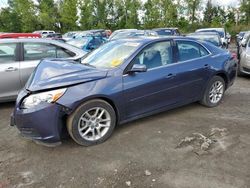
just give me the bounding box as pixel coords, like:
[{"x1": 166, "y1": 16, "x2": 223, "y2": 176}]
[{"x1": 12, "y1": 37, "x2": 237, "y2": 146}]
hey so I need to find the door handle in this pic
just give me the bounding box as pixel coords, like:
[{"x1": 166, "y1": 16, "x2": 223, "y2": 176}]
[
  {"x1": 5, "y1": 67, "x2": 18, "y2": 72},
  {"x1": 204, "y1": 64, "x2": 210, "y2": 69},
  {"x1": 166, "y1": 73, "x2": 176, "y2": 79}
]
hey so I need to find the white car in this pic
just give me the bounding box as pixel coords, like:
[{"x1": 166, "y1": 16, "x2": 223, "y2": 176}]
[
  {"x1": 33, "y1": 30, "x2": 55, "y2": 38},
  {"x1": 196, "y1": 28, "x2": 228, "y2": 48}
]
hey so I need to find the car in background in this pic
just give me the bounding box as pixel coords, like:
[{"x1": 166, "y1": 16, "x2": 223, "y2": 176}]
[
  {"x1": 153, "y1": 28, "x2": 180, "y2": 36},
  {"x1": 46, "y1": 33, "x2": 65, "y2": 42},
  {"x1": 108, "y1": 29, "x2": 138, "y2": 40},
  {"x1": 109, "y1": 30, "x2": 157, "y2": 41},
  {"x1": 0, "y1": 33, "x2": 41, "y2": 39},
  {"x1": 12, "y1": 37, "x2": 237, "y2": 146},
  {"x1": 196, "y1": 28, "x2": 228, "y2": 48},
  {"x1": 238, "y1": 33, "x2": 250, "y2": 76},
  {"x1": 226, "y1": 32, "x2": 231, "y2": 44},
  {"x1": 187, "y1": 32, "x2": 223, "y2": 48},
  {"x1": 236, "y1": 31, "x2": 247, "y2": 46},
  {"x1": 73, "y1": 29, "x2": 108, "y2": 39},
  {"x1": 238, "y1": 31, "x2": 250, "y2": 60},
  {"x1": 0, "y1": 38, "x2": 86, "y2": 102},
  {"x1": 62, "y1": 31, "x2": 82, "y2": 41},
  {"x1": 33, "y1": 30, "x2": 55, "y2": 38},
  {"x1": 67, "y1": 36, "x2": 106, "y2": 53}
]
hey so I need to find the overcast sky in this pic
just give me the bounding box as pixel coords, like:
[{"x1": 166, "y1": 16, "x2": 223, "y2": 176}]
[{"x1": 0, "y1": 0, "x2": 240, "y2": 9}]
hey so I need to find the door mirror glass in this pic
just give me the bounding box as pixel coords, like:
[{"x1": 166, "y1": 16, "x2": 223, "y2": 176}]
[{"x1": 129, "y1": 64, "x2": 147, "y2": 73}]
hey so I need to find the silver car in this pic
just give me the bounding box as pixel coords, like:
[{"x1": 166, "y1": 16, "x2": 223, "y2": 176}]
[
  {"x1": 0, "y1": 38, "x2": 86, "y2": 102},
  {"x1": 239, "y1": 36, "x2": 250, "y2": 76}
]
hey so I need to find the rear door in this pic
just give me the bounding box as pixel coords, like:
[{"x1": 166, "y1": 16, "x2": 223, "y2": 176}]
[
  {"x1": 19, "y1": 42, "x2": 57, "y2": 87},
  {"x1": 0, "y1": 42, "x2": 21, "y2": 100},
  {"x1": 173, "y1": 40, "x2": 212, "y2": 100}
]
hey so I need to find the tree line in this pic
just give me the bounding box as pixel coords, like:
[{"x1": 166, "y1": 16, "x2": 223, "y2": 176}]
[{"x1": 0, "y1": 0, "x2": 249, "y2": 35}]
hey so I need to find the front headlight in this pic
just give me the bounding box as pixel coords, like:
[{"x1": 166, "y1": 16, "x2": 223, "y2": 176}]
[{"x1": 21, "y1": 88, "x2": 67, "y2": 109}]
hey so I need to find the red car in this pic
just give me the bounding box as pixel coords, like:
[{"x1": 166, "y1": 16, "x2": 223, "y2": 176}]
[{"x1": 0, "y1": 33, "x2": 41, "y2": 39}]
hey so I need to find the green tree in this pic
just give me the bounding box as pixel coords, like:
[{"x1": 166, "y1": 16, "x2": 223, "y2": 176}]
[
  {"x1": 38, "y1": 0, "x2": 59, "y2": 30},
  {"x1": 59, "y1": 0, "x2": 79, "y2": 32},
  {"x1": 12, "y1": 0, "x2": 38, "y2": 32},
  {"x1": 0, "y1": 7, "x2": 22, "y2": 32},
  {"x1": 240, "y1": 0, "x2": 250, "y2": 24},
  {"x1": 185, "y1": 0, "x2": 201, "y2": 24}
]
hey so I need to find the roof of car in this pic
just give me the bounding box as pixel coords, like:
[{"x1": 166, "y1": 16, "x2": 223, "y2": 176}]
[{"x1": 0, "y1": 38, "x2": 86, "y2": 56}]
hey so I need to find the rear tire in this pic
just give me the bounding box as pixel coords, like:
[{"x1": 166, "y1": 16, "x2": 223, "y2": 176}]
[
  {"x1": 200, "y1": 76, "x2": 225, "y2": 107},
  {"x1": 67, "y1": 99, "x2": 116, "y2": 146}
]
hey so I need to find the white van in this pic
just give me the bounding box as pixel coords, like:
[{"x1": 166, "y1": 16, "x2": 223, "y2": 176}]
[{"x1": 195, "y1": 28, "x2": 228, "y2": 48}]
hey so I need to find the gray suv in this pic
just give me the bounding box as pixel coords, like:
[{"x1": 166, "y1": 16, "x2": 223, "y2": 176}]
[{"x1": 0, "y1": 38, "x2": 86, "y2": 102}]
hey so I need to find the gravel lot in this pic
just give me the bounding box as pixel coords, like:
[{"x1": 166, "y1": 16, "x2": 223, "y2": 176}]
[{"x1": 0, "y1": 45, "x2": 250, "y2": 188}]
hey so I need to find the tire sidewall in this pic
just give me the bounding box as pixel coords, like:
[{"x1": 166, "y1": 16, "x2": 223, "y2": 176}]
[
  {"x1": 67, "y1": 100, "x2": 116, "y2": 146},
  {"x1": 203, "y1": 76, "x2": 225, "y2": 107}
]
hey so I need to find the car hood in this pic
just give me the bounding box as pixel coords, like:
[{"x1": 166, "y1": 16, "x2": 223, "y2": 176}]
[{"x1": 26, "y1": 59, "x2": 108, "y2": 92}]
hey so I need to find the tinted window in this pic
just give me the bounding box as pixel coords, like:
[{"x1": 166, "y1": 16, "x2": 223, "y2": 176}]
[
  {"x1": 90, "y1": 38, "x2": 103, "y2": 46},
  {"x1": 24, "y1": 43, "x2": 56, "y2": 60},
  {"x1": 0, "y1": 43, "x2": 16, "y2": 63},
  {"x1": 132, "y1": 41, "x2": 173, "y2": 69},
  {"x1": 155, "y1": 30, "x2": 173, "y2": 36},
  {"x1": 57, "y1": 47, "x2": 75, "y2": 58},
  {"x1": 177, "y1": 41, "x2": 209, "y2": 62}
]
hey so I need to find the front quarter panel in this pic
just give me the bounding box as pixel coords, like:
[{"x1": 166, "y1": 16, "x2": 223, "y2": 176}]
[{"x1": 56, "y1": 69, "x2": 124, "y2": 119}]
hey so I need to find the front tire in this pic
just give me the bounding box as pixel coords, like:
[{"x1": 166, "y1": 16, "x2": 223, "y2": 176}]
[
  {"x1": 200, "y1": 76, "x2": 225, "y2": 107},
  {"x1": 67, "y1": 99, "x2": 116, "y2": 146}
]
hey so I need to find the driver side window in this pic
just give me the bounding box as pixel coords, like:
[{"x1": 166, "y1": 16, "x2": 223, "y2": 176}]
[{"x1": 132, "y1": 41, "x2": 173, "y2": 69}]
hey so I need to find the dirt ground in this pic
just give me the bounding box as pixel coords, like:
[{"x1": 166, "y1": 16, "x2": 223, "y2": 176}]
[{"x1": 0, "y1": 46, "x2": 250, "y2": 188}]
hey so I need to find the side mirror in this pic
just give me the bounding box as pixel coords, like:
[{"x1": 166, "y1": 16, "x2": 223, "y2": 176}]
[{"x1": 128, "y1": 64, "x2": 147, "y2": 74}]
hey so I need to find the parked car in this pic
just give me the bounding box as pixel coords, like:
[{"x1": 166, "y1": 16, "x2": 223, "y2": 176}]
[
  {"x1": 109, "y1": 30, "x2": 157, "y2": 41},
  {"x1": 238, "y1": 35, "x2": 250, "y2": 76},
  {"x1": 62, "y1": 31, "x2": 82, "y2": 41},
  {"x1": 73, "y1": 29, "x2": 108, "y2": 39},
  {"x1": 187, "y1": 32, "x2": 223, "y2": 48},
  {"x1": 226, "y1": 32, "x2": 231, "y2": 44},
  {"x1": 0, "y1": 33, "x2": 41, "y2": 39},
  {"x1": 236, "y1": 31, "x2": 247, "y2": 46},
  {"x1": 196, "y1": 28, "x2": 228, "y2": 48},
  {"x1": 0, "y1": 38, "x2": 86, "y2": 102},
  {"x1": 109, "y1": 29, "x2": 138, "y2": 40},
  {"x1": 237, "y1": 31, "x2": 250, "y2": 60},
  {"x1": 33, "y1": 30, "x2": 55, "y2": 38},
  {"x1": 67, "y1": 36, "x2": 106, "y2": 52},
  {"x1": 153, "y1": 28, "x2": 180, "y2": 36},
  {"x1": 46, "y1": 33, "x2": 65, "y2": 42},
  {"x1": 11, "y1": 37, "x2": 237, "y2": 146}
]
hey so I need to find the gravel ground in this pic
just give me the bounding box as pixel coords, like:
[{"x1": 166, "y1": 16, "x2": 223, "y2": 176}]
[{"x1": 0, "y1": 45, "x2": 250, "y2": 188}]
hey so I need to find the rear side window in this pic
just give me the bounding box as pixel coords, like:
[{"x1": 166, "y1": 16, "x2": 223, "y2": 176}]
[
  {"x1": 56, "y1": 47, "x2": 76, "y2": 58},
  {"x1": 24, "y1": 43, "x2": 56, "y2": 60},
  {"x1": 0, "y1": 43, "x2": 16, "y2": 63},
  {"x1": 176, "y1": 41, "x2": 209, "y2": 62}
]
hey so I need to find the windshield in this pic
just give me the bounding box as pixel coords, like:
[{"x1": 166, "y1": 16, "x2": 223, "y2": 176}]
[
  {"x1": 189, "y1": 35, "x2": 221, "y2": 46},
  {"x1": 81, "y1": 40, "x2": 140, "y2": 68},
  {"x1": 67, "y1": 38, "x2": 88, "y2": 48},
  {"x1": 239, "y1": 32, "x2": 245, "y2": 37}
]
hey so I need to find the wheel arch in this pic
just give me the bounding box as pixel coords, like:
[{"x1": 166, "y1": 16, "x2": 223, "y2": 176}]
[
  {"x1": 69, "y1": 95, "x2": 120, "y2": 124},
  {"x1": 215, "y1": 71, "x2": 229, "y2": 89}
]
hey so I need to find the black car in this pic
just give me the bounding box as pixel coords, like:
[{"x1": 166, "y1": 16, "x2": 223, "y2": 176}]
[{"x1": 153, "y1": 28, "x2": 180, "y2": 36}]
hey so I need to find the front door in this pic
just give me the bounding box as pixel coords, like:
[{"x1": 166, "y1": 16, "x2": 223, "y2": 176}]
[{"x1": 0, "y1": 43, "x2": 21, "y2": 101}]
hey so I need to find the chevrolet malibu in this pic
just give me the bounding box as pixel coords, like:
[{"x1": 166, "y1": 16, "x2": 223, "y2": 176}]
[{"x1": 12, "y1": 37, "x2": 237, "y2": 146}]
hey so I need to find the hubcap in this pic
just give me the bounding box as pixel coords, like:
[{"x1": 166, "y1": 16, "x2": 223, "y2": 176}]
[
  {"x1": 209, "y1": 81, "x2": 224, "y2": 104},
  {"x1": 78, "y1": 107, "x2": 111, "y2": 141}
]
